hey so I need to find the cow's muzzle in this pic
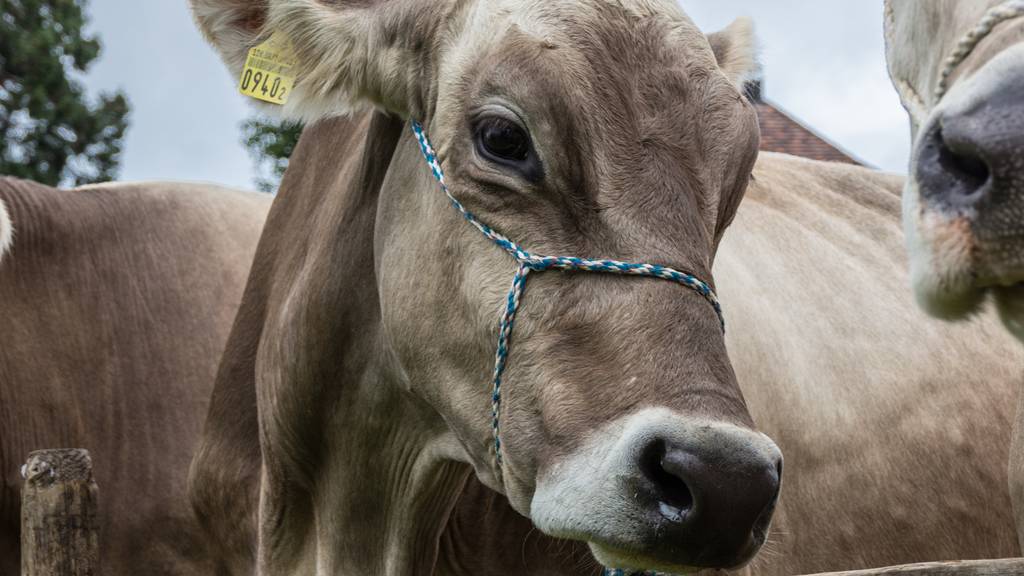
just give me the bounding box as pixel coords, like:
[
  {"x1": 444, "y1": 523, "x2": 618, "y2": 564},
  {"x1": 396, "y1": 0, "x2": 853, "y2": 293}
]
[
  {"x1": 531, "y1": 409, "x2": 782, "y2": 573},
  {"x1": 915, "y1": 69, "x2": 1024, "y2": 227},
  {"x1": 908, "y1": 45, "x2": 1024, "y2": 324}
]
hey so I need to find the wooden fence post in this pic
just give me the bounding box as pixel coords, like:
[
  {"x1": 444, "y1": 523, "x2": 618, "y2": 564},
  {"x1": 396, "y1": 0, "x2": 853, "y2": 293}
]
[{"x1": 20, "y1": 449, "x2": 99, "y2": 576}]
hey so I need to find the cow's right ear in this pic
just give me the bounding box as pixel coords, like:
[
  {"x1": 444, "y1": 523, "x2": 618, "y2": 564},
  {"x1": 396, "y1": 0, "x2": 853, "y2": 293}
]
[{"x1": 191, "y1": 0, "x2": 452, "y2": 121}]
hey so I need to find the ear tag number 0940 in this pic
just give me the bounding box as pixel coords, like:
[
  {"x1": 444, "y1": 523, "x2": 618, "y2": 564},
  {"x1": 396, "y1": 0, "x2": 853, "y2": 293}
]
[{"x1": 239, "y1": 31, "x2": 297, "y2": 106}]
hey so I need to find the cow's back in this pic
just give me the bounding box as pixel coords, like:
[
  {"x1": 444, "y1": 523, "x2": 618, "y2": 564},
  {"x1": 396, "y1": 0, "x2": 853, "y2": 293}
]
[{"x1": 0, "y1": 177, "x2": 269, "y2": 575}]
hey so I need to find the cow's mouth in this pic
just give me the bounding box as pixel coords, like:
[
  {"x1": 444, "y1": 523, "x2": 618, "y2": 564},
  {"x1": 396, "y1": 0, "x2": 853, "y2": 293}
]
[
  {"x1": 928, "y1": 270, "x2": 1024, "y2": 340},
  {"x1": 931, "y1": 272, "x2": 1024, "y2": 315},
  {"x1": 588, "y1": 542, "x2": 699, "y2": 575},
  {"x1": 588, "y1": 536, "x2": 761, "y2": 575},
  {"x1": 908, "y1": 200, "x2": 1024, "y2": 323}
]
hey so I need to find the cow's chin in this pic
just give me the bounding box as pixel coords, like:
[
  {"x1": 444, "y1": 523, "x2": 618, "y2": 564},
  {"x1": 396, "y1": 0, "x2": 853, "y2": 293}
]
[{"x1": 588, "y1": 543, "x2": 700, "y2": 575}]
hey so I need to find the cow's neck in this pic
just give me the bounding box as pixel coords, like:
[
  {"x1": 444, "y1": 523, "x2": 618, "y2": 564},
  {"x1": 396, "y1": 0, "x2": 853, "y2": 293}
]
[{"x1": 251, "y1": 112, "x2": 471, "y2": 575}]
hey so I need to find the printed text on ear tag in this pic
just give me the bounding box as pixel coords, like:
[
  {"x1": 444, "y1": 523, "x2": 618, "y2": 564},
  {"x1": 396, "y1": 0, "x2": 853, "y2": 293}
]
[{"x1": 238, "y1": 31, "x2": 297, "y2": 106}]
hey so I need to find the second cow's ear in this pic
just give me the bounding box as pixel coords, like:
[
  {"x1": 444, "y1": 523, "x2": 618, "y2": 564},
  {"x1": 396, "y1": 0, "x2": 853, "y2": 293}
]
[
  {"x1": 706, "y1": 17, "x2": 759, "y2": 90},
  {"x1": 191, "y1": 0, "x2": 453, "y2": 120}
]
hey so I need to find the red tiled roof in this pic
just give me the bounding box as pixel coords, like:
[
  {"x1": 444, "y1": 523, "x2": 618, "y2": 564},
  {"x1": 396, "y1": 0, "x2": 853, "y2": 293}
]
[{"x1": 755, "y1": 101, "x2": 864, "y2": 166}]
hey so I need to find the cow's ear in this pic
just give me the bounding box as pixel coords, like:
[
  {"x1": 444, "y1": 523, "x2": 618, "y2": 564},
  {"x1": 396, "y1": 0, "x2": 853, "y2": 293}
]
[
  {"x1": 191, "y1": 0, "x2": 450, "y2": 120},
  {"x1": 707, "y1": 17, "x2": 759, "y2": 90}
]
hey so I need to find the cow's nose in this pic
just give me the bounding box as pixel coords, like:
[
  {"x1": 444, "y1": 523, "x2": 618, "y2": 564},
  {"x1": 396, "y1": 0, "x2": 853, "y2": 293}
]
[
  {"x1": 915, "y1": 73, "x2": 1024, "y2": 211},
  {"x1": 637, "y1": 429, "x2": 782, "y2": 567}
]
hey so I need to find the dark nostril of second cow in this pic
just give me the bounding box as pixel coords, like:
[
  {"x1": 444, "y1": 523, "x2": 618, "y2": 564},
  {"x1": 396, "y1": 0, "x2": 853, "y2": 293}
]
[
  {"x1": 638, "y1": 434, "x2": 782, "y2": 567},
  {"x1": 915, "y1": 79, "x2": 1024, "y2": 212},
  {"x1": 916, "y1": 123, "x2": 992, "y2": 209}
]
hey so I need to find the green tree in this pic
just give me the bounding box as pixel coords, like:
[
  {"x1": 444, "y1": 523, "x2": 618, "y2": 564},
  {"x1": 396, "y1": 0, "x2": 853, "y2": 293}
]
[
  {"x1": 0, "y1": 0, "x2": 130, "y2": 186},
  {"x1": 242, "y1": 116, "x2": 303, "y2": 193}
]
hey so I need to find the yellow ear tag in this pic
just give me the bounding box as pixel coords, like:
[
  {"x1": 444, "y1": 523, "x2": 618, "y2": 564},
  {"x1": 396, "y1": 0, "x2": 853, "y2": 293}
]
[{"x1": 239, "y1": 31, "x2": 297, "y2": 105}]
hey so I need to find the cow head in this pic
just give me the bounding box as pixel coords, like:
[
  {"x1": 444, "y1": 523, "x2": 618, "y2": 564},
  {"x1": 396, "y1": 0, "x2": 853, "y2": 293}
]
[
  {"x1": 885, "y1": 0, "x2": 1024, "y2": 341},
  {"x1": 194, "y1": 0, "x2": 779, "y2": 572}
]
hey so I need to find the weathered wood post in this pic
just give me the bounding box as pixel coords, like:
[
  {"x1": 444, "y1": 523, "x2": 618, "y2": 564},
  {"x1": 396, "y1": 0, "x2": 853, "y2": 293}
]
[{"x1": 20, "y1": 449, "x2": 99, "y2": 576}]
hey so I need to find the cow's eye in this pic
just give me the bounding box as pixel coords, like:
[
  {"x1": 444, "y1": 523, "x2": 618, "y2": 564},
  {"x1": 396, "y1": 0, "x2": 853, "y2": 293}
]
[{"x1": 476, "y1": 117, "x2": 531, "y2": 163}]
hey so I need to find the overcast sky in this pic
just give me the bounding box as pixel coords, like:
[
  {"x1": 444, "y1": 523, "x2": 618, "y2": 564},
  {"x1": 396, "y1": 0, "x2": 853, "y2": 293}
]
[{"x1": 82, "y1": 1, "x2": 911, "y2": 192}]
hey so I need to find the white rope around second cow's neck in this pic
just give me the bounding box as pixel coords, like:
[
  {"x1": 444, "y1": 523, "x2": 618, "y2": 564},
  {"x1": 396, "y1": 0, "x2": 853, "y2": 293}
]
[
  {"x1": 935, "y1": 0, "x2": 1024, "y2": 101},
  {"x1": 885, "y1": 0, "x2": 1024, "y2": 122}
]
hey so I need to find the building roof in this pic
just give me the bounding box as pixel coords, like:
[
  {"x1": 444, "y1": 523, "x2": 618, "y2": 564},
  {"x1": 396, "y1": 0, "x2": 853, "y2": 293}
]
[{"x1": 746, "y1": 81, "x2": 865, "y2": 166}]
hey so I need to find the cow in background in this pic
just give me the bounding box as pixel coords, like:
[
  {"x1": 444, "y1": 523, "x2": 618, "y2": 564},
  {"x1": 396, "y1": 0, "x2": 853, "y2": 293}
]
[
  {"x1": 0, "y1": 178, "x2": 269, "y2": 575},
  {"x1": 885, "y1": 0, "x2": 1024, "y2": 553}
]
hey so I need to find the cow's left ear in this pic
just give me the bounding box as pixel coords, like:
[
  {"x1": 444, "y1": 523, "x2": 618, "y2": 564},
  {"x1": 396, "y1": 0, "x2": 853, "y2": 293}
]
[
  {"x1": 191, "y1": 0, "x2": 454, "y2": 121},
  {"x1": 707, "y1": 17, "x2": 759, "y2": 90}
]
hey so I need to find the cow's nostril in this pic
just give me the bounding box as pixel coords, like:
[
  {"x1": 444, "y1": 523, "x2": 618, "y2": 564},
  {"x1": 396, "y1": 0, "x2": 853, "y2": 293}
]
[
  {"x1": 623, "y1": 422, "x2": 783, "y2": 569},
  {"x1": 640, "y1": 439, "x2": 694, "y2": 518},
  {"x1": 935, "y1": 128, "x2": 991, "y2": 200}
]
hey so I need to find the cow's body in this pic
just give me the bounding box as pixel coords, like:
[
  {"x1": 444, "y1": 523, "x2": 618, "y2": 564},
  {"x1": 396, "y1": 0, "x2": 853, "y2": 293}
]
[
  {"x1": 193, "y1": 114, "x2": 1023, "y2": 576},
  {"x1": 721, "y1": 152, "x2": 1021, "y2": 573},
  {"x1": 885, "y1": 0, "x2": 1024, "y2": 548},
  {"x1": 0, "y1": 177, "x2": 269, "y2": 576}
]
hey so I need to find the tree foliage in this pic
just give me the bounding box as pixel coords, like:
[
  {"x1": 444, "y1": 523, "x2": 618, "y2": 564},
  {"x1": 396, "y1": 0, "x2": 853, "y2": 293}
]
[
  {"x1": 0, "y1": 0, "x2": 130, "y2": 186},
  {"x1": 242, "y1": 116, "x2": 303, "y2": 193}
]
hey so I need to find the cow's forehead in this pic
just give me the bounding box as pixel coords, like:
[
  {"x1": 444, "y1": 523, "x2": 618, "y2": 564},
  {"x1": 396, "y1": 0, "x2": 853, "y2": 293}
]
[
  {"x1": 455, "y1": 0, "x2": 714, "y2": 69},
  {"x1": 444, "y1": 0, "x2": 721, "y2": 128},
  {"x1": 485, "y1": 0, "x2": 696, "y2": 34}
]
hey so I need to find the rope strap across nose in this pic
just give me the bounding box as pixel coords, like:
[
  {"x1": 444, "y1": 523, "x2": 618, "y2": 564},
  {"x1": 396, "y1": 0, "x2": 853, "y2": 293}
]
[{"x1": 412, "y1": 122, "x2": 712, "y2": 576}]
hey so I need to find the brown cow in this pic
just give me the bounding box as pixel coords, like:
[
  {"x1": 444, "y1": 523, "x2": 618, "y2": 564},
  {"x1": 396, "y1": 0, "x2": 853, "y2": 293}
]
[
  {"x1": 885, "y1": 0, "x2": 1024, "y2": 551},
  {"x1": 0, "y1": 178, "x2": 269, "y2": 575},
  {"x1": 189, "y1": 0, "x2": 1024, "y2": 574},
  {"x1": 190, "y1": 0, "x2": 781, "y2": 574}
]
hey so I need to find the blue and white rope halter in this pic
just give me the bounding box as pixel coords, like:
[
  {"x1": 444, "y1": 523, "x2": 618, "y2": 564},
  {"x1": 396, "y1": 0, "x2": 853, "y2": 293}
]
[{"x1": 411, "y1": 121, "x2": 721, "y2": 576}]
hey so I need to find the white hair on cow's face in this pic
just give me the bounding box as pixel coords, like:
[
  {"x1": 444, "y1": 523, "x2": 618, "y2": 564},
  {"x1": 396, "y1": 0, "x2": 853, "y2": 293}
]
[{"x1": 0, "y1": 197, "x2": 13, "y2": 263}]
